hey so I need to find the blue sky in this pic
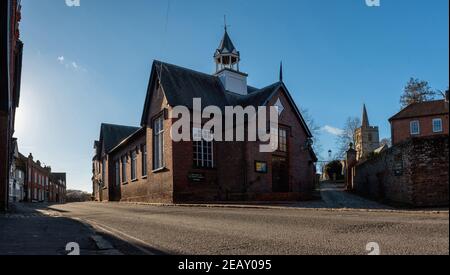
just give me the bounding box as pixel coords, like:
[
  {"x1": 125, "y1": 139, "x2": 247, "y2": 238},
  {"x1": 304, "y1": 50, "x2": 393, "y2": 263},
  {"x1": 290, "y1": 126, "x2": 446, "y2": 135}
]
[{"x1": 16, "y1": 0, "x2": 449, "y2": 192}]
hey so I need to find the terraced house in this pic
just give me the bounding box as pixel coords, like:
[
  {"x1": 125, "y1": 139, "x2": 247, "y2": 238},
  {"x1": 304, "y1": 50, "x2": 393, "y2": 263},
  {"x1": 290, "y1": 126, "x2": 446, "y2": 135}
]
[
  {"x1": 20, "y1": 153, "x2": 67, "y2": 203},
  {"x1": 93, "y1": 28, "x2": 317, "y2": 203}
]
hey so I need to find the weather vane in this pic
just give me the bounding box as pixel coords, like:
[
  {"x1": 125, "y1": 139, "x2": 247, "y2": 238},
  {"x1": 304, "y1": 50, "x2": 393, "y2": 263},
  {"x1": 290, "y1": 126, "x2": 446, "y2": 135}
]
[{"x1": 223, "y1": 15, "x2": 231, "y2": 31}]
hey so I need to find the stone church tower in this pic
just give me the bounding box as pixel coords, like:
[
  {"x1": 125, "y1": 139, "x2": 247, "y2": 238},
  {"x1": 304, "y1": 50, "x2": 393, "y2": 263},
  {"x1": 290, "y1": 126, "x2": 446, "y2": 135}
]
[{"x1": 355, "y1": 105, "x2": 380, "y2": 160}]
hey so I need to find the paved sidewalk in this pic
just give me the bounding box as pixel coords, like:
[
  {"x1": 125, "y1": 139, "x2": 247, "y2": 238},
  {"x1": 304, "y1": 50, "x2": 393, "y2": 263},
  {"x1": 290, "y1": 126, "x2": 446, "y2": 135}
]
[
  {"x1": 116, "y1": 183, "x2": 446, "y2": 213},
  {"x1": 0, "y1": 203, "x2": 120, "y2": 255},
  {"x1": 319, "y1": 182, "x2": 393, "y2": 210}
]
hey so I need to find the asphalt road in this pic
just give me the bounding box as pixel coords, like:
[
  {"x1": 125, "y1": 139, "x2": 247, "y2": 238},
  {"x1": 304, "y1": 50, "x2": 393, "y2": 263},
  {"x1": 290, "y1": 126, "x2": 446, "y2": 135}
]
[{"x1": 47, "y1": 202, "x2": 449, "y2": 255}]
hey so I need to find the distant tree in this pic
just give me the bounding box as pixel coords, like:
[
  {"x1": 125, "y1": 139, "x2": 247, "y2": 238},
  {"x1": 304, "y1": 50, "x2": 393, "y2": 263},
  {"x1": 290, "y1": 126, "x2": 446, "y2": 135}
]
[
  {"x1": 400, "y1": 78, "x2": 436, "y2": 108},
  {"x1": 66, "y1": 190, "x2": 92, "y2": 202},
  {"x1": 301, "y1": 108, "x2": 322, "y2": 157},
  {"x1": 335, "y1": 117, "x2": 361, "y2": 159},
  {"x1": 324, "y1": 160, "x2": 344, "y2": 181},
  {"x1": 380, "y1": 138, "x2": 392, "y2": 148}
]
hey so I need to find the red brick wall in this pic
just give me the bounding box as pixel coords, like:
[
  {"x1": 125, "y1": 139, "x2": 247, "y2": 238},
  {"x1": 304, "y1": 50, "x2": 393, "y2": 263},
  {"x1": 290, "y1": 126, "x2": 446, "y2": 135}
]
[
  {"x1": 266, "y1": 89, "x2": 316, "y2": 196},
  {"x1": 1, "y1": 0, "x2": 22, "y2": 211},
  {"x1": 354, "y1": 135, "x2": 449, "y2": 207},
  {"x1": 172, "y1": 87, "x2": 316, "y2": 202},
  {"x1": 391, "y1": 114, "x2": 449, "y2": 145},
  {"x1": 109, "y1": 84, "x2": 174, "y2": 203},
  {"x1": 99, "y1": 84, "x2": 316, "y2": 203}
]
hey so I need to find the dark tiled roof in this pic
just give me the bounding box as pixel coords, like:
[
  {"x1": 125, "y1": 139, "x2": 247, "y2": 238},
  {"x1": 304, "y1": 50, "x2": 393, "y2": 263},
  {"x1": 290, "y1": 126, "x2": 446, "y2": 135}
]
[
  {"x1": 141, "y1": 60, "x2": 312, "y2": 137},
  {"x1": 155, "y1": 61, "x2": 228, "y2": 110},
  {"x1": 109, "y1": 127, "x2": 146, "y2": 154},
  {"x1": 216, "y1": 30, "x2": 237, "y2": 55},
  {"x1": 100, "y1": 123, "x2": 140, "y2": 153},
  {"x1": 389, "y1": 100, "x2": 449, "y2": 121}
]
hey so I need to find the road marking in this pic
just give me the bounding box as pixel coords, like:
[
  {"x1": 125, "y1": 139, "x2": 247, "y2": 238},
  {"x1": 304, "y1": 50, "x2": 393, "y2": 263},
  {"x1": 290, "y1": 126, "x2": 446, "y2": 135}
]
[{"x1": 78, "y1": 218, "x2": 161, "y2": 255}]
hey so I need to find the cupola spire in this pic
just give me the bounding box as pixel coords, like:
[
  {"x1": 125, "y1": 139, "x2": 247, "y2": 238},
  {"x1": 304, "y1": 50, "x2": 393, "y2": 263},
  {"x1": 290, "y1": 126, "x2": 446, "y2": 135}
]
[
  {"x1": 214, "y1": 20, "x2": 248, "y2": 95},
  {"x1": 214, "y1": 21, "x2": 240, "y2": 73}
]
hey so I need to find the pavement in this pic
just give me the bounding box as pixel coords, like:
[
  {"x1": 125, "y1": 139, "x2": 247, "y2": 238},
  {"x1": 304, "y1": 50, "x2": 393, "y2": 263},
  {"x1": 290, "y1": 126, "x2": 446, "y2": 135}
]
[
  {"x1": 0, "y1": 203, "x2": 122, "y2": 255},
  {"x1": 1, "y1": 184, "x2": 448, "y2": 255},
  {"x1": 318, "y1": 182, "x2": 394, "y2": 210},
  {"x1": 46, "y1": 201, "x2": 449, "y2": 255}
]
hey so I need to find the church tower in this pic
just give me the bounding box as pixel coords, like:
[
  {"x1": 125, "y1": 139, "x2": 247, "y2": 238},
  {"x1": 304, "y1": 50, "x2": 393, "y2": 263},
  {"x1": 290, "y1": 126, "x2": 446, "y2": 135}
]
[
  {"x1": 355, "y1": 105, "x2": 380, "y2": 160},
  {"x1": 214, "y1": 26, "x2": 248, "y2": 95}
]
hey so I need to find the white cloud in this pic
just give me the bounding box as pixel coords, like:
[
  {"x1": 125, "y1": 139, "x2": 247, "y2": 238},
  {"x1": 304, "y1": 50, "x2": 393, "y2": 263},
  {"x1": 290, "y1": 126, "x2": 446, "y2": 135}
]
[
  {"x1": 56, "y1": 55, "x2": 87, "y2": 72},
  {"x1": 321, "y1": 125, "x2": 344, "y2": 136}
]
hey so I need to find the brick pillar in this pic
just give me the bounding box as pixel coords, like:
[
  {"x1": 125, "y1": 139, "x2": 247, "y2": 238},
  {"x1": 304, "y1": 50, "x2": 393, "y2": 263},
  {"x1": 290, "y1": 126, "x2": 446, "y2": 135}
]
[{"x1": 345, "y1": 143, "x2": 357, "y2": 191}]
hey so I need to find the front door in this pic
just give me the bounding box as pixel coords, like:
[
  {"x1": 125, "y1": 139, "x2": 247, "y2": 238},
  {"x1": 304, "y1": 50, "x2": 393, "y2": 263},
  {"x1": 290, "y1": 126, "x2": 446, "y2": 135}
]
[{"x1": 272, "y1": 156, "x2": 289, "y2": 192}]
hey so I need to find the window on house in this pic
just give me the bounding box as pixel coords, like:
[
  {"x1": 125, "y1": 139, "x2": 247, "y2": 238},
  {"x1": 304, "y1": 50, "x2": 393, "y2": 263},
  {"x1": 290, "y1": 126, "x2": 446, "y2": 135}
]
[
  {"x1": 153, "y1": 115, "x2": 164, "y2": 170},
  {"x1": 121, "y1": 156, "x2": 127, "y2": 183},
  {"x1": 102, "y1": 158, "x2": 106, "y2": 183},
  {"x1": 278, "y1": 129, "x2": 288, "y2": 152},
  {"x1": 410, "y1": 121, "x2": 420, "y2": 135},
  {"x1": 142, "y1": 145, "x2": 147, "y2": 177},
  {"x1": 131, "y1": 151, "x2": 137, "y2": 181},
  {"x1": 433, "y1": 118, "x2": 443, "y2": 133},
  {"x1": 115, "y1": 161, "x2": 120, "y2": 186},
  {"x1": 193, "y1": 128, "x2": 214, "y2": 168}
]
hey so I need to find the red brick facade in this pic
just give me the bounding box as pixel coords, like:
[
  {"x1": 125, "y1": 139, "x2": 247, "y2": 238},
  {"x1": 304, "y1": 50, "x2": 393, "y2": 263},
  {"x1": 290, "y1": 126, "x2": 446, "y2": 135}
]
[
  {"x1": 94, "y1": 76, "x2": 317, "y2": 203},
  {"x1": 21, "y1": 154, "x2": 66, "y2": 203},
  {"x1": 390, "y1": 100, "x2": 449, "y2": 145},
  {"x1": 1, "y1": 0, "x2": 23, "y2": 211},
  {"x1": 391, "y1": 114, "x2": 449, "y2": 145}
]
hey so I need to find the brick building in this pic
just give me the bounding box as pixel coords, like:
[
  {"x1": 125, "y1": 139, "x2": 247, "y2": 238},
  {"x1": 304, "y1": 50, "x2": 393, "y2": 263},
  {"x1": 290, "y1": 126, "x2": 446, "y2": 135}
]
[
  {"x1": 49, "y1": 173, "x2": 67, "y2": 203},
  {"x1": 389, "y1": 94, "x2": 449, "y2": 145},
  {"x1": 1, "y1": 0, "x2": 23, "y2": 211},
  {"x1": 20, "y1": 153, "x2": 66, "y2": 203},
  {"x1": 93, "y1": 28, "x2": 317, "y2": 203},
  {"x1": 346, "y1": 93, "x2": 449, "y2": 207}
]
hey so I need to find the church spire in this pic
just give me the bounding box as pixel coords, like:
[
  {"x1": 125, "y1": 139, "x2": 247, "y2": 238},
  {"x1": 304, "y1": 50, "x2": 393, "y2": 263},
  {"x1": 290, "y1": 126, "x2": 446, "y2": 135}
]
[{"x1": 362, "y1": 104, "x2": 370, "y2": 128}]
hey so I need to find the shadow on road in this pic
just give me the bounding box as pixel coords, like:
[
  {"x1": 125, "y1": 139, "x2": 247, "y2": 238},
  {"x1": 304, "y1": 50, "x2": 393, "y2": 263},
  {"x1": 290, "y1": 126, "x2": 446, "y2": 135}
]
[{"x1": 0, "y1": 203, "x2": 96, "y2": 255}]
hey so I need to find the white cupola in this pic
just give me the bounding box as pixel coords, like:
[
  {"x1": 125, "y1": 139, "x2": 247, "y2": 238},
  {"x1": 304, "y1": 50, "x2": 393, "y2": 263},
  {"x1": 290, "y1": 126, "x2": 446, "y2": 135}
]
[{"x1": 214, "y1": 27, "x2": 248, "y2": 95}]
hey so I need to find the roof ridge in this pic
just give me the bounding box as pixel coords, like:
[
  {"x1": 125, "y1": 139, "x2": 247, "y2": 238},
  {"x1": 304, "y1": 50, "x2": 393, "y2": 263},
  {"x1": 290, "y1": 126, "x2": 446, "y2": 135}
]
[
  {"x1": 101, "y1": 122, "x2": 139, "y2": 129},
  {"x1": 154, "y1": 60, "x2": 219, "y2": 80}
]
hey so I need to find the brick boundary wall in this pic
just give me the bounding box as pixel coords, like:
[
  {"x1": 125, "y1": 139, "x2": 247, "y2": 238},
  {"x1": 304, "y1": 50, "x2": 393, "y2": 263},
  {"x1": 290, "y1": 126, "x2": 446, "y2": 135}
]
[{"x1": 353, "y1": 135, "x2": 449, "y2": 207}]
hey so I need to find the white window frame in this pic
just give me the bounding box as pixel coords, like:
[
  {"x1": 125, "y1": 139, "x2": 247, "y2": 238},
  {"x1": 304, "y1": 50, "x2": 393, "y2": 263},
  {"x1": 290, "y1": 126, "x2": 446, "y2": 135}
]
[
  {"x1": 193, "y1": 128, "x2": 214, "y2": 168},
  {"x1": 121, "y1": 156, "x2": 127, "y2": 183},
  {"x1": 410, "y1": 120, "x2": 420, "y2": 135},
  {"x1": 115, "y1": 161, "x2": 120, "y2": 186},
  {"x1": 153, "y1": 115, "x2": 165, "y2": 170},
  {"x1": 142, "y1": 145, "x2": 147, "y2": 177},
  {"x1": 131, "y1": 151, "x2": 137, "y2": 181},
  {"x1": 432, "y1": 118, "x2": 443, "y2": 133}
]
